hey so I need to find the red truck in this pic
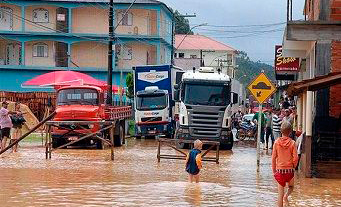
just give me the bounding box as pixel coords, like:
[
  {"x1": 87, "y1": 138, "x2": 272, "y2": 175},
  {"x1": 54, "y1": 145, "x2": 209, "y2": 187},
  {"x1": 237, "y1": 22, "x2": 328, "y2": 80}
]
[{"x1": 51, "y1": 85, "x2": 131, "y2": 149}]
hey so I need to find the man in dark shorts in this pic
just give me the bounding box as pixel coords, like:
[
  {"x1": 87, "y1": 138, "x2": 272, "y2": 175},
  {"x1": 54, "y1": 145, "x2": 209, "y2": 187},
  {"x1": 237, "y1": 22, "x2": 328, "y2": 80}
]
[{"x1": 0, "y1": 101, "x2": 16, "y2": 151}]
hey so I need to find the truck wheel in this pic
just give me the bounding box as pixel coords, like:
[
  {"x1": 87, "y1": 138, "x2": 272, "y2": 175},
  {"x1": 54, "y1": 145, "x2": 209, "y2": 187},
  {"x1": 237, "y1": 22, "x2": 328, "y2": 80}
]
[
  {"x1": 114, "y1": 125, "x2": 125, "y2": 147},
  {"x1": 221, "y1": 134, "x2": 234, "y2": 150},
  {"x1": 145, "y1": 135, "x2": 155, "y2": 139},
  {"x1": 135, "y1": 135, "x2": 142, "y2": 139},
  {"x1": 96, "y1": 140, "x2": 104, "y2": 149}
]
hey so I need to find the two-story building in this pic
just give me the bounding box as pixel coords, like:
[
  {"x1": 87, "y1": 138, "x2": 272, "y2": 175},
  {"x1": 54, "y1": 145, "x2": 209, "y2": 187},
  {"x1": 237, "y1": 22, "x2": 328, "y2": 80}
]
[
  {"x1": 0, "y1": 0, "x2": 173, "y2": 92},
  {"x1": 174, "y1": 34, "x2": 237, "y2": 78},
  {"x1": 282, "y1": 0, "x2": 341, "y2": 178}
]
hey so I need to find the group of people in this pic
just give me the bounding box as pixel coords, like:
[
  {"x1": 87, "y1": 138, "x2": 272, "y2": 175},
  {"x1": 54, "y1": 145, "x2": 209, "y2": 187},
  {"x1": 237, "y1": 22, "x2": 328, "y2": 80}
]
[
  {"x1": 253, "y1": 106, "x2": 297, "y2": 149},
  {"x1": 0, "y1": 101, "x2": 26, "y2": 153}
]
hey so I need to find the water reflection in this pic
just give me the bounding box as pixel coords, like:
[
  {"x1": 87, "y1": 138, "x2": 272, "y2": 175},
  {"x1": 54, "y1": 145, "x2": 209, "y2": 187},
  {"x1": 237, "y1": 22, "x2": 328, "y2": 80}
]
[
  {"x1": 185, "y1": 183, "x2": 202, "y2": 206},
  {"x1": 0, "y1": 139, "x2": 340, "y2": 206}
]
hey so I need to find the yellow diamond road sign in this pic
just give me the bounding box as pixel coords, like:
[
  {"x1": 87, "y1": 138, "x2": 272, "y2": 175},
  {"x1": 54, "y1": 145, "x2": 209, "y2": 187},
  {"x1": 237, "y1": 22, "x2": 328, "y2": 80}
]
[{"x1": 247, "y1": 73, "x2": 276, "y2": 104}]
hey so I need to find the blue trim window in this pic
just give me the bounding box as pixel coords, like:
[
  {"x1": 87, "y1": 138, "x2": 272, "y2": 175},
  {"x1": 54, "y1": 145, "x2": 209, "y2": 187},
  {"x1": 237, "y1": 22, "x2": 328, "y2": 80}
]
[
  {"x1": 123, "y1": 45, "x2": 132, "y2": 60},
  {"x1": 33, "y1": 8, "x2": 49, "y2": 23},
  {"x1": 117, "y1": 12, "x2": 133, "y2": 26},
  {"x1": 0, "y1": 7, "x2": 13, "y2": 31},
  {"x1": 116, "y1": 44, "x2": 132, "y2": 60},
  {"x1": 33, "y1": 43, "x2": 48, "y2": 57}
]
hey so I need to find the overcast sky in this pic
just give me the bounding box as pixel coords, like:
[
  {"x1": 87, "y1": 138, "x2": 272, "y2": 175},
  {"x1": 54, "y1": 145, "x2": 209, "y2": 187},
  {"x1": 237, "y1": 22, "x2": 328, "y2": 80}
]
[{"x1": 162, "y1": 0, "x2": 305, "y2": 64}]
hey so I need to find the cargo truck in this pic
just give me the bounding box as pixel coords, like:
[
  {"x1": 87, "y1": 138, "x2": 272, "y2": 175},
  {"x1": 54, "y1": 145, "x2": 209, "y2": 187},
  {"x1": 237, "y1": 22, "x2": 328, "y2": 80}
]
[{"x1": 133, "y1": 65, "x2": 183, "y2": 139}]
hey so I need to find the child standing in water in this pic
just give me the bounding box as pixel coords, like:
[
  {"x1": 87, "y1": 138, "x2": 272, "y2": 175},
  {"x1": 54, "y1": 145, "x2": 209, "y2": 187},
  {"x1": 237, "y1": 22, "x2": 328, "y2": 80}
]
[
  {"x1": 272, "y1": 121, "x2": 298, "y2": 207},
  {"x1": 186, "y1": 139, "x2": 203, "y2": 183}
]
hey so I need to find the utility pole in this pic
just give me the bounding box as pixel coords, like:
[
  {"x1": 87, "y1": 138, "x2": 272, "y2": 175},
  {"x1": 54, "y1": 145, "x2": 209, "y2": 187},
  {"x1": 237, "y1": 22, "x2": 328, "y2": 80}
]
[
  {"x1": 200, "y1": 50, "x2": 203, "y2": 66},
  {"x1": 107, "y1": 0, "x2": 114, "y2": 105}
]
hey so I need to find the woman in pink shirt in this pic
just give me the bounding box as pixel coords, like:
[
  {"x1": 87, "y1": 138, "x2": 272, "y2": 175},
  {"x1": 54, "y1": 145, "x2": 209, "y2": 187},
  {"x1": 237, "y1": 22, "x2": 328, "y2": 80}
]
[
  {"x1": 0, "y1": 101, "x2": 16, "y2": 151},
  {"x1": 272, "y1": 121, "x2": 298, "y2": 207}
]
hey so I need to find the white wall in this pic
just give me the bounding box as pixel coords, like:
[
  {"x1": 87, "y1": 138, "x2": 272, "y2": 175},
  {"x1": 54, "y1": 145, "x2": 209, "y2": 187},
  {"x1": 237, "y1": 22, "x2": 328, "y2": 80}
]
[{"x1": 175, "y1": 49, "x2": 236, "y2": 76}]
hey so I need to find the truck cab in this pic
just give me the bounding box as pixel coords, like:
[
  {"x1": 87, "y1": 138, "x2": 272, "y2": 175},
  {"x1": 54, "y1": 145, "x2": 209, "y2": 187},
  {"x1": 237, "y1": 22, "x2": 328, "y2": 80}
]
[
  {"x1": 175, "y1": 67, "x2": 237, "y2": 149},
  {"x1": 135, "y1": 86, "x2": 171, "y2": 137}
]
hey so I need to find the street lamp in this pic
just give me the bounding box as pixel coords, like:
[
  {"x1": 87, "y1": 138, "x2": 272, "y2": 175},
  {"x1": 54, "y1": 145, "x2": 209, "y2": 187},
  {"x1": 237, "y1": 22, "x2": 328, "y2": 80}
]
[
  {"x1": 237, "y1": 74, "x2": 247, "y2": 81},
  {"x1": 175, "y1": 23, "x2": 208, "y2": 50}
]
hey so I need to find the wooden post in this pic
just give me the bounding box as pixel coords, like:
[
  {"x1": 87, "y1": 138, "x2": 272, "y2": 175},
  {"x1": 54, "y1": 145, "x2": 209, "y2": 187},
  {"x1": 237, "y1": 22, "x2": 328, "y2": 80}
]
[
  {"x1": 216, "y1": 144, "x2": 220, "y2": 164},
  {"x1": 157, "y1": 139, "x2": 161, "y2": 162},
  {"x1": 110, "y1": 124, "x2": 115, "y2": 161},
  {"x1": 45, "y1": 125, "x2": 49, "y2": 159},
  {"x1": 48, "y1": 126, "x2": 52, "y2": 159}
]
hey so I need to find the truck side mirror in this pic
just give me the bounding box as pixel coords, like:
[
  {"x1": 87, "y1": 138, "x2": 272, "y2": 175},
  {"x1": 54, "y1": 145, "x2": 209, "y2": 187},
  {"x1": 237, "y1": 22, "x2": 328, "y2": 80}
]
[
  {"x1": 232, "y1": 93, "x2": 238, "y2": 105},
  {"x1": 174, "y1": 89, "x2": 180, "y2": 101}
]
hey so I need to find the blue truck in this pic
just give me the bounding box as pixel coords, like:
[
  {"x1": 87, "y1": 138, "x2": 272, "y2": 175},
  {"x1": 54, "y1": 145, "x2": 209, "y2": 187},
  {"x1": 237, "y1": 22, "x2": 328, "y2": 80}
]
[{"x1": 133, "y1": 65, "x2": 183, "y2": 139}]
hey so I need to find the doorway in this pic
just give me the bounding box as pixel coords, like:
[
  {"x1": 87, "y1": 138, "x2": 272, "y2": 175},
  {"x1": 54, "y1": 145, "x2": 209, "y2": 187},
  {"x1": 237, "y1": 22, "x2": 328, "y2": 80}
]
[
  {"x1": 0, "y1": 7, "x2": 13, "y2": 31},
  {"x1": 6, "y1": 43, "x2": 21, "y2": 65}
]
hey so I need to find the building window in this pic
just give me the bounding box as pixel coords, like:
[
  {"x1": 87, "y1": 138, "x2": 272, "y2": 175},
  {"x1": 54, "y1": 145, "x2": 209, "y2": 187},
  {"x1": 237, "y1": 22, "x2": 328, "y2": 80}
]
[
  {"x1": 174, "y1": 53, "x2": 177, "y2": 58},
  {"x1": 33, "y1": 8, "x2": 49, "y2": 23},
  {"x1": 33, "y1": 43, "x2": 48, "y2": 57},
  {"x1": 118, "y1": 12, "x2": 133, "y2": 26},
  {"x1": 190, "y1": 55, "x2": 197, "y2": 59},
  {"x1": 0, "y1": 7, "x2": 13, "y2": 30},
  {"x1": 122, "y1": 45, "x2": 132, "y2": 60},
  {"x1": 115, "y1": 44, "x2": 132, "y2": 60},
  {"x1": 179, "y1": 53, "x2": 185, "y2": 58}
]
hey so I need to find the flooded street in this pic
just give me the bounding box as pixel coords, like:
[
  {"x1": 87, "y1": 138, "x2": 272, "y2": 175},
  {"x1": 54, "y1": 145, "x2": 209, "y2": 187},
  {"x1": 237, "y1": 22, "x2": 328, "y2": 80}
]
[{"x1": 0, "y1": 138, "x2": 340, "y2": 207}]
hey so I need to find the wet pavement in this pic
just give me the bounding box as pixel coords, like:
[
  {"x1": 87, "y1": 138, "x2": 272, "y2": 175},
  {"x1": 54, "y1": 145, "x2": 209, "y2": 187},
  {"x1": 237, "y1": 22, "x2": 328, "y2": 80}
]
[{"x1": 0, "y1": 138, "x2": 340, "y2": 207}]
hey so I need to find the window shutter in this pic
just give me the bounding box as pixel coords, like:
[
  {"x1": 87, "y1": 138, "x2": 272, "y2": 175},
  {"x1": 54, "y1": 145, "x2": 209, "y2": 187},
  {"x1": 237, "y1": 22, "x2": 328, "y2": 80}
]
[
  {"x1": 33, "y1": 45, "x2": 38, "y2": 57},
  {"x1": 44, "y1": 45, "x2": 48, "y2": 57},
  {"x1": 128, "y1": 13, "x2": 133, "y2": 26}
]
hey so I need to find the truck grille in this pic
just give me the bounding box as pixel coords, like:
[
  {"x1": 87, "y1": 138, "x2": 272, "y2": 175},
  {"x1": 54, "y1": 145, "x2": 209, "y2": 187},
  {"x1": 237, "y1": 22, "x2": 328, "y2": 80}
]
[
  {"x1": 187, "y1": 106, "x2": 225, "y2": 138},
  {"x1": 141, "y1": 117, "x2": 162, "y2": 122}
]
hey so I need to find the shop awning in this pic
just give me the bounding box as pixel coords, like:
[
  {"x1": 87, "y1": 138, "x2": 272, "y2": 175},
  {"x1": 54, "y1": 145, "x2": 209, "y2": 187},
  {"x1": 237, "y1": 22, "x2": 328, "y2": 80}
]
[{"x1": 287, "y1": 72, "x2": 341, "y2": 95}]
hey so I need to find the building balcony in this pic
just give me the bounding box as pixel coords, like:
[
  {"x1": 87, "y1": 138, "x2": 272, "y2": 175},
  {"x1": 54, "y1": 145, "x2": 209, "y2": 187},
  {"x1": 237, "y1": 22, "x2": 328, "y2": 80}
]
[
  {"x1": 282, "y1": 0, "x2": 341, "y2": 58},
  {"x1": 0, "y1": 2, "x2": 172, "y2": 44},
  {"x1": 0, "y1": 39, "x2": 161, "y2": 71}
]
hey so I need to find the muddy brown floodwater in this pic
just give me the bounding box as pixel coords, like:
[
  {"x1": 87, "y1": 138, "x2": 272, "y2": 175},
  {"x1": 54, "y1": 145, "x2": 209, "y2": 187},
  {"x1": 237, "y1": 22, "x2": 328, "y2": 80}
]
[{"x1": 0, "y1": 138, "x2": 340, "y2": 207}]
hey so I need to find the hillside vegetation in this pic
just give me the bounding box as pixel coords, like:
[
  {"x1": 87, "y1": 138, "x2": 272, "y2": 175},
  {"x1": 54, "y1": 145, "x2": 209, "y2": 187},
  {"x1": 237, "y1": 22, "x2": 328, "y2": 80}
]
[{"x1": 235, "y1": 51, "x2": 275, "y2": 87}]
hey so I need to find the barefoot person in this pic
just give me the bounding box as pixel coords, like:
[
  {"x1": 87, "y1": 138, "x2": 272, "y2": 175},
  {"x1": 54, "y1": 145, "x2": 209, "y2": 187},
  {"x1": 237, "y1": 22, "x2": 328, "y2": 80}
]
[
  {"x1": 272, "y1": 121, "x2": 298, "y2": 207},
  {"x1": 10, "y1": 102, "x2": 25, "y2": 153},
  {"x1": 0, "y1": 101, "x2": 16, "y2": 151},
  {"x1": 185, "y1": 139, "x2": 203, "y2": 183}
]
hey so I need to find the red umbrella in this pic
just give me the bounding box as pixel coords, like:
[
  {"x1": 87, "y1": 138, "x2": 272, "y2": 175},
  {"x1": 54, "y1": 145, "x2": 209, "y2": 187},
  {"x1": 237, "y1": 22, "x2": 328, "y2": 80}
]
[
  {"x1": 22, "y1": 71, "x2": 124, "y2": 94},
  {"x1": 22, "y1": 71, "x2": 104, "y2": 88}
]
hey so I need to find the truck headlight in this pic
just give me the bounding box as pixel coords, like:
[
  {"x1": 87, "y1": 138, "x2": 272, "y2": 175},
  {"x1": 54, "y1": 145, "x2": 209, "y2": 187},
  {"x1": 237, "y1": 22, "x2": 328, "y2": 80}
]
[{"x1": 89, "y1": 124, "x2": 95, "y2": 129}]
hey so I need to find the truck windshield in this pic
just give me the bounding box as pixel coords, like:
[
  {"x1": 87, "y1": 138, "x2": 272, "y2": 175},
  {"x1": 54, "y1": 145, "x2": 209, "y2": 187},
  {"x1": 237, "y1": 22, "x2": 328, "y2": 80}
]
[
  {"x1": 183, "y1": 83, "x2": 230, "y2": 106},
  {"x1": 136, "y1": 94, "x2": 167, "y2": 111},
  {"x1": 57, "y1": 89, "x2": 99, "y2": 106}
]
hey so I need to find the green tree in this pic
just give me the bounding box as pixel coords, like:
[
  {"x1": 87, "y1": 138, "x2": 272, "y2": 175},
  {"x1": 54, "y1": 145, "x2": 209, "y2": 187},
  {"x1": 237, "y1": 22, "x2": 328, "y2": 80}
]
[
  {"x1": 171, "y1": 9, "x2": 193, "y2": 34},
  {"x1": 125, "y1": 72, "x2": 134, "y2": 99}
]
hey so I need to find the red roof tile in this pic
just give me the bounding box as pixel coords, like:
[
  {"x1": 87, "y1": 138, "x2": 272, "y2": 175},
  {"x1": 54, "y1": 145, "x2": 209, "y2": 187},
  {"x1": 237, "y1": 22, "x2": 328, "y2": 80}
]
[{"x1": 175, "y1": 34, "x2": 236, "y2": 51}]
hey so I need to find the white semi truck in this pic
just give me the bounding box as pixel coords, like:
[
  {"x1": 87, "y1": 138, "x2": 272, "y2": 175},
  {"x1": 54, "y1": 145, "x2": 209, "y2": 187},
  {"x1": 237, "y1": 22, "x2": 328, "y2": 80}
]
[{"x1": 174, "y1": 67, "x2": 238, "y2": 149}]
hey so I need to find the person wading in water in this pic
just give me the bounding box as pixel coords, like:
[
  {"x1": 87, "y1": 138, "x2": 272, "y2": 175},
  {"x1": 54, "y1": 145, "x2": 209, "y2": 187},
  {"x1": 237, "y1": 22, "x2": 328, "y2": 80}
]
[{"x1": 185, "y1": 139, "x2": 203, "y2": 183}]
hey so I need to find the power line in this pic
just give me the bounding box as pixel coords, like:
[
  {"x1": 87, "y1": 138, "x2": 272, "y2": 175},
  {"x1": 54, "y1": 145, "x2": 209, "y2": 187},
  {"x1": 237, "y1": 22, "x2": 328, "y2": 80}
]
[{"x1": 194, "y1": 22, "x2": 286, "y2": 28}]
